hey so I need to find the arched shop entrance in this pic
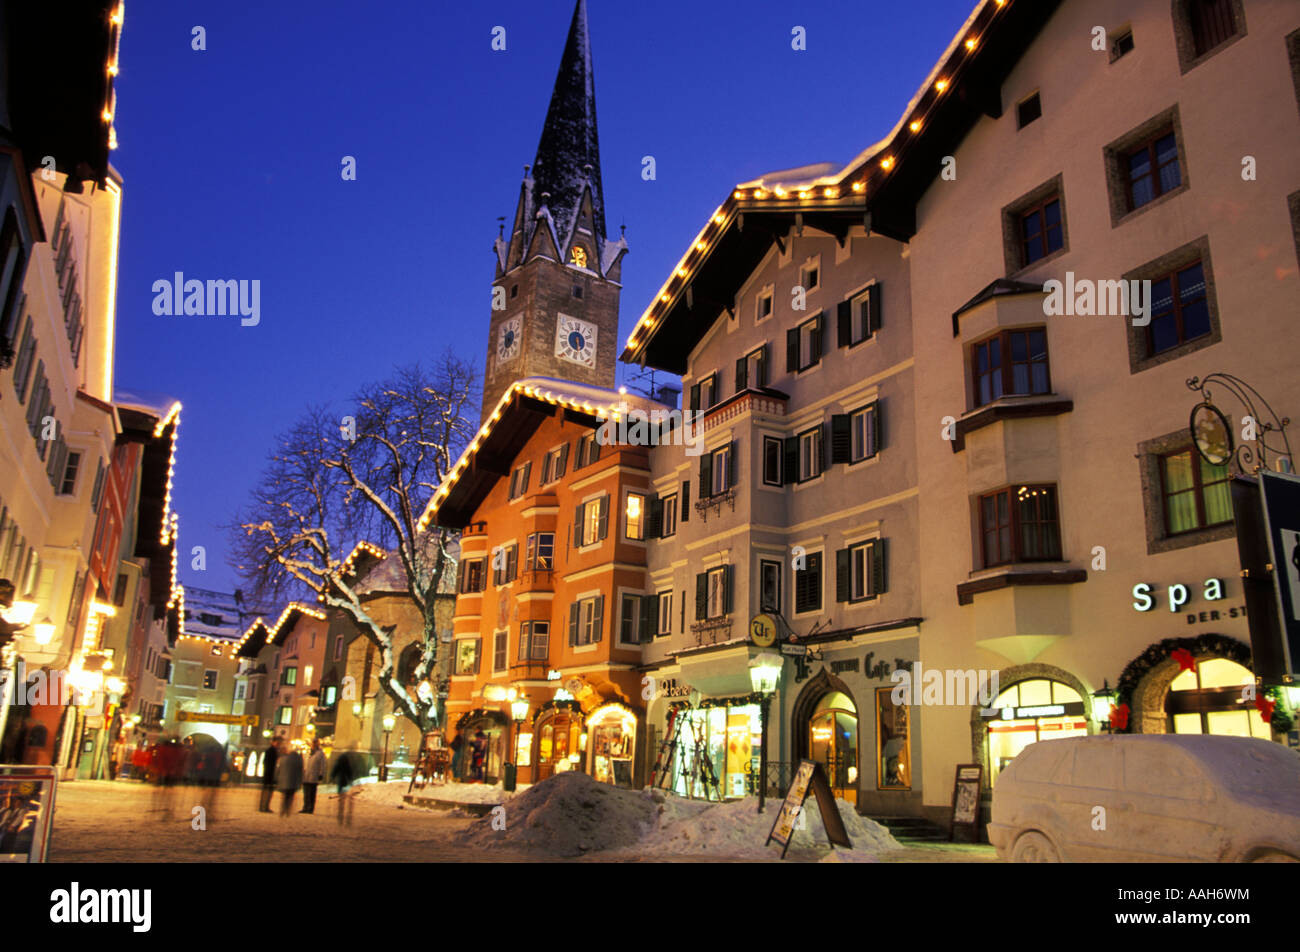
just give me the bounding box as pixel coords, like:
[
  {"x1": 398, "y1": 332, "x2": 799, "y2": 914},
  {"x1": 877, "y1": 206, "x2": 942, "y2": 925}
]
[
  {"x1": 979, "y1": 670, "x2": 1091, "y2": 786},
  {"x1": 456, "y1": 709, "x2": 508, "y2": 783},
  {"x1": 531, "y1": 704, "x2": 584, "y2": 782},
  {"x1": 1121, "y1": 635, "x2": 1268, "y2": 738},
  {"x1": 587, "y1": 703, "x2": 637, "y2": 787},
  {"x1": 792, "y1": 671, "x2": 859, "y2": 804}
]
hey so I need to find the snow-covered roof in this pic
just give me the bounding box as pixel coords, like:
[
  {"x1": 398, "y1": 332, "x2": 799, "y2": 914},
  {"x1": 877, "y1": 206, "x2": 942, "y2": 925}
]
[
  {"x1": 419, "y1": 376, "x2": 669, "y2": 531},
  {"x1": 355, "y1": 540, "x2": 461, "y2": 597},
  {"x1": 114, "y1": 388, "x2": 182, "y2": 428}
]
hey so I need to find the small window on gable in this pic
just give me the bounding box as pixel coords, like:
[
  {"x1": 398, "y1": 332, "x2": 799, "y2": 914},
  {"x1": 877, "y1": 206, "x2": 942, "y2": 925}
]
[
  {"x1": 756, "y1": 289, "x2": 773, "y2": 323},
  {"x1": 800, "y1": 260, "x2": 820, "y2": 292},
  {"x1": 1017, "y1": 92, "x2": 1042, "y2": 129}
]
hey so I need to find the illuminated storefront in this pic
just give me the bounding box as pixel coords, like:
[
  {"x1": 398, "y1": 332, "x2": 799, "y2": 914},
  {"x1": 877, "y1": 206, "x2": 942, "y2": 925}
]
[
  {"x1": 531, "y1": 704, "x2": 583, "y2": 781},
  {"x1": 808, "y1": 691, "x2": 858, "y2": 803},
  {"x1": 875, "y1": 688, "x2": 910, "y2": 793},
  {"x1": 983, "y1": 678, "x2": 1089, "y2": 784},
  {"x1": 668, "y1": 702, "x2": 761, "y2": 800},
  {"x1": 1166, "y1": 658, "x2": 1269, "y2": 738},
  {"x1": 587, "y1": 703, "x2": 636, "y2": 787}
]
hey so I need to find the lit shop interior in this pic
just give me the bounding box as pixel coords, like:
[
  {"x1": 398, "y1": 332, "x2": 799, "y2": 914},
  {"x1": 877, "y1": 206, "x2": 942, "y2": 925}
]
[{"x1": 667, "y1": 703, "x2": 762, "y2": 800}]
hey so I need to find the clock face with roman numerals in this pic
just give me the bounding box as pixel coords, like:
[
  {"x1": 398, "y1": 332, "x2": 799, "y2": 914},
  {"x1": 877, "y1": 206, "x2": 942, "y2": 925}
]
[
  {"x1": 497, "y1": 317, "x2": 521, "y2": 363},
  {"x1": 554, "y1": 314, "x2": 597, "y2": 367}
]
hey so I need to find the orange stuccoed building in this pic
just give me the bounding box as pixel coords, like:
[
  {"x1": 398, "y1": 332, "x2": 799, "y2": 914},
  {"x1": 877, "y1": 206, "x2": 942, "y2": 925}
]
[{"x1": 424, "y1": 380, "x2": 668, "y2": 788}]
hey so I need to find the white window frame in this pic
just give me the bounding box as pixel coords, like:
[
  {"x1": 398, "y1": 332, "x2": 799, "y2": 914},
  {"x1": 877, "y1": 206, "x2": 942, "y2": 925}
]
[
  {"x1": 619, "y1": 591, "x2": 644, "y2": 646},
  {"x1": 657, "y1": 590, "x2": 673, "y2": 636},
  {"x1": 799, "y1": 427, "x2": 823, "y2": 482},
  {"x1": 706, "y1": 566, "x2": 727, "y2": 620},
  {"x1": 711, "y1": 445, "x2": 731, "y2": 496},
  {"x1": 762, "y1": 436, "x2": 783, "y2": 486},
  {"x1": 625, "y1": 491, "x2": 646, "y2": 541},
  {"x1": 760, "y1": 558, "x2": 782, "y2": 613},
  {"x1": 492, "y1": 629, "x2": 508, "y2": 673},
  {"x1": 850, "y1": 403, "x2": 878, "y2": 463},
  {"x1": 661, "y1": 493, "x2": 678, "y2": 537},
  {"x1": 800, "y1": 255, "x2": 821, "y2": 292},
  {"x1": 755, "y1": 286, "x2": 774, "y2": 324}
]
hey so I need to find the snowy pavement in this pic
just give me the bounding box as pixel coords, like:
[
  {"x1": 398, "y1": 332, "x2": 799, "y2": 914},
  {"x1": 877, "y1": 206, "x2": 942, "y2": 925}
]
[{"x1": 46, "y1": 778, "x2": 998, "y2": 863}]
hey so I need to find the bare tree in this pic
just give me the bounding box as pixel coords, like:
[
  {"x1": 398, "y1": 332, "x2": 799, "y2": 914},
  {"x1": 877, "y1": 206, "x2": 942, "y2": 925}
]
[{"x1": 231, "y1": 353, "x2": 478, "y2": 730}]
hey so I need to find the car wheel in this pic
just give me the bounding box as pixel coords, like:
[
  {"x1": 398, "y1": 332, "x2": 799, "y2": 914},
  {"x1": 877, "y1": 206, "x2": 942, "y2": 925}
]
[
  {"x1": 1250, "y1": 850, "x2": 1300, "y2": 863},
  {"x1": 1011, "y1": 831, "x2": 1060, "y2": 863}
]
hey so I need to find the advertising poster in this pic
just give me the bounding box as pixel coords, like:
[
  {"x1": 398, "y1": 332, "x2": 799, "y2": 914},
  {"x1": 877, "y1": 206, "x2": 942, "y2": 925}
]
[{"x1": 0, "y1": 766, "x2": 58, "y2": 863}]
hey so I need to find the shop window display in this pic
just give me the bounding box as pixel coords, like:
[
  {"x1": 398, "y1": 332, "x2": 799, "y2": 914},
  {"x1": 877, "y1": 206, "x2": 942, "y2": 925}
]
[
  {"x1": 669, "y1": 704, "x2": 760, "y2": 800},
  {"x1": 875, "y1": 688, "x2": 910, "y2": 790},
  {"x1": 589, "y1": 705, "x2": 636, "y2": 786},
  {"x1": 1167, "y1": 658, "x2": 1269, "y2": 738},
  {"x1": 984, "y1": 678, "x2": 1088, "y2": 784},
  {"x1": 809, "y1": 691, "x2": 858, "y2": 803}
]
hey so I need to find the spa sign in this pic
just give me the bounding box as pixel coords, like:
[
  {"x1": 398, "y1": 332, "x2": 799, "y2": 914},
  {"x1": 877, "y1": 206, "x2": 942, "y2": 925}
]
[{"x1": 1131, "y1": 577, "x2": 1247, "y2": 624}]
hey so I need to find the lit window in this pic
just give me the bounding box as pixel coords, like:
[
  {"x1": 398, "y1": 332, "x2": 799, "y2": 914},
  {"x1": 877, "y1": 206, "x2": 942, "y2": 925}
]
[{"x1": 625, "y1": 493, "x2": 645, "y2": 540}]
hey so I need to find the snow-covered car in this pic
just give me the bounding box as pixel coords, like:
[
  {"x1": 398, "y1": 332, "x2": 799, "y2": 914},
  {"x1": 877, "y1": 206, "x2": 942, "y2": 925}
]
[{"x1": 988, "y1": 734, "x2": 1300, "y2": 862}]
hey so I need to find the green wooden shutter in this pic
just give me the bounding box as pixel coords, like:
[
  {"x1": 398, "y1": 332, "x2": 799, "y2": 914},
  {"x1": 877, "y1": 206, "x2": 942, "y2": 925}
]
[
  {"x1": 723, "y1": 564, "x2": 734, "y2": 614},
  {"x1": 757, "y1": 344, "x2": 769, "y2": 387},
  {"x1": 593, "y1": 595, "x2": 604, "y2": 642},
  {"x1": 556, "y1": 442, "x2": 569, "y2": 478},
  {"x1": 699, "y1": 453, "x2": 713, "y2": 499},
  {"x1": 643, "y1": 594, "x2": 657, "y2": 643},
  {"x1": 521, "y1": 461, "x2": 531, "y2": 493},
  {"x1": 835, "y1": 548, "x2": 850, "y2": 602},
  {"x1": 837, "y1": 299, "x2": 852, "y2": 347},
  {"x1": 830, "y1": 414, "x2": 851, "y2": 464},
  {"x1": 597, "y1": 495, "x2": 609, "y2": 540},
  {"x1": 573, "y1": 502, "x2": 584, "y2": 547},
  {"x1": 735, "y1": 356, "x2": 748, "y2": 393},
  {"x1": 786, "y1": 328, "x2": 799, "y2": 373},
  {"x1": 812, "y1": 313, "x2": 824, "y2": 363},
  {"x1": 680, "y1": 481, "x2": 690, "y2": 522},
  {"x1": 872, "y1": 400, "x2": 883, "y2": 456},
  {"x1": 695, "y1": 573, "x2": 707, "y2": 620},
  {"x1": 689, "y1": 384, "x2": 701, "y2": 413},
  {"x1": 569, "y1": 602, "x2": 580, "y2": 645},
  {"x1": 783, "y1": 437, "x2": 798, "y2": 486},
  {"x1": 868, "y1": 283, "x2": 883, "y2": 333},
  {"x1": 727, "y1": 441, "x2": 737, "y2": 490},
  {"x1": 871, "y1": 538, "x2": 888, "y2": 595},
  {"x1": 647, "y1": 495, "x2": 662, "y2": 537}
]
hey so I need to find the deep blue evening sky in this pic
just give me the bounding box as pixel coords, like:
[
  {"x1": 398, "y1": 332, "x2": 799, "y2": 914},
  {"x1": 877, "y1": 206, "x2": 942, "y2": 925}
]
[{"x1": 111, "y1": 0, "x2": 976, "y2": 594}]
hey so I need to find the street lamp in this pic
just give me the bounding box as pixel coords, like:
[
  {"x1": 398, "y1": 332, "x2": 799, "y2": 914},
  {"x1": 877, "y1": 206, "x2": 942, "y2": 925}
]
[
  {"x1": 505, "y1": 695, "x2": 529, "y2": 792},
  {"x1": 749, "y1": 653, "x2": 782, "y2": 813},
  {"x1": 33, "y1": 617, "x2": 56, "y2": 646},
  {"x1": 380, "y1": 712, "x2": 396, "y2": 782},
  {"x1": 1093, "y1": 680, "x2": 1116, "y2": 733}
]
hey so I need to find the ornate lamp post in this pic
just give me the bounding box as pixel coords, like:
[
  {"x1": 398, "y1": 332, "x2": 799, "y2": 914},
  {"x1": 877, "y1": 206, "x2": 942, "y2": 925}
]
[
  {"x1": 505, "y1": 694, "x2": 529, "y2": 792},
  {"x1": 748, "y1": 653, "x2": 782, "y2": 813},
  {"x1": 380, "y1": 712, "x2": 396, "y2": 782}
]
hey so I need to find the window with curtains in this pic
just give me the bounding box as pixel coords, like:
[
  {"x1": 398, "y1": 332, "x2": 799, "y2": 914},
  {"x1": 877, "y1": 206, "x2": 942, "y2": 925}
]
[
  {"x1": 979, "y1": 485, "x2": 1062, "y2": 567},
  {"x1": 519, "y1": 621, "x2": 549, "y2": 662},
  {"x1": 1160, "y1": 449, "x2": 1231, "y2": 535},
  {"x1": 1126, "y1": 130, "x2": 1181, "y2": 211}
]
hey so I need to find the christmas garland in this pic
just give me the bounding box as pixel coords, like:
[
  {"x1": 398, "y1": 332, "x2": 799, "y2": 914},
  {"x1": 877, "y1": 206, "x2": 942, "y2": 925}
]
[{"x1": 1113, "y1": 634, "x2": 1253, "y2": 733}]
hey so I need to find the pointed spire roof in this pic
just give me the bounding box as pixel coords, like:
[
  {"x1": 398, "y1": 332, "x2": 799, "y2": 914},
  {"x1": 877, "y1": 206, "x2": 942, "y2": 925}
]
[{"x1": 530, "y1": 0, "x2": 605, "y2": 252}]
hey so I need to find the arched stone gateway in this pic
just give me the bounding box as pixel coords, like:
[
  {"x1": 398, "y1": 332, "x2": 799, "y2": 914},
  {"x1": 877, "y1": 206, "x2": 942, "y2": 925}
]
[
  {"x1": 1118, "y1": 633, "x2": 1254, "y2": 735},
  {"x1": 791, "y1": 667, "x2": 859, "y2": 802}
]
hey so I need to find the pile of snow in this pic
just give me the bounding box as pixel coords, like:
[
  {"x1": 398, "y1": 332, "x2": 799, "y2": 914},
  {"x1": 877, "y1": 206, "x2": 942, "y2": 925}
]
[
  {"x1": 453, "y1": 771, "x2": 903, "y2": 860},
  {"x1": 634, "y1": 794, "x2": 902, "y2": 860},
  {"x1": 455, "y1": 771, "x2": 656, "y2": 856},
  {"x1": 352, "y1": 780, "x2": 411, "y2": 808}
]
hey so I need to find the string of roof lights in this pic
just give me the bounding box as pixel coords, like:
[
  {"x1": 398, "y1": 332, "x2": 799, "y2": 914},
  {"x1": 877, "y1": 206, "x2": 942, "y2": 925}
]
[
  {"x1": 418, "y1": 381, "x2": 630, "y2": 531},
  {"x1": 231, "y1": 601, "x2": 328, "y2": 655},
  {"x1": 104, "y1": 4, "x2": 124, "y2": 151},
  {"x1": 623, "y1": 0, "x2": 1009, "y2": 361}
]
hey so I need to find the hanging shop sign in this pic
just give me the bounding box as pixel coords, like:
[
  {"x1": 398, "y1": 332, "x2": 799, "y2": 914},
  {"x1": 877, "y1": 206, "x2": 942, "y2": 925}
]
[
  {"x1": 176, "y1": 712, "x2": 259, "y2": 727},
  {"x1": 749, "y1": 613, "x2": 778, "y2": 648},
  {"x1": 766, "y1": 759, "x2": 851, "y2": 859}
]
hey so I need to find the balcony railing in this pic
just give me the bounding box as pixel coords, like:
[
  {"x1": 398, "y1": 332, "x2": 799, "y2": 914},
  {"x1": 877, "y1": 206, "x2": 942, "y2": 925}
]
[
  {"x1": 694, "y1": 487, "x2": 736, "y2": 522},
  {"x1": 509, "y1": 660, "x2": 550, "y2": 681},
  {"x1": 519, "y1": 568, "x2": 554, "y2": 590},
  {"x1": 688, "y1": 616, "x2": 732, "y2": 646}
]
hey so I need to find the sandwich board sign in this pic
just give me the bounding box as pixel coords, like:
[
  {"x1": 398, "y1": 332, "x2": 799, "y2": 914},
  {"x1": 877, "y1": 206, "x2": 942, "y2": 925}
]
[{"x1": 765, "y1": 759, "x2": 852, "y2": 859}]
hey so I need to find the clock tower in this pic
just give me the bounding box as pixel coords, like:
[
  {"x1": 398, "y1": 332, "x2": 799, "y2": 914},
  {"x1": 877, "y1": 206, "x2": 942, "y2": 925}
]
[{"x1": 481, "y1": 0, "x2": 627, "y2": 422}]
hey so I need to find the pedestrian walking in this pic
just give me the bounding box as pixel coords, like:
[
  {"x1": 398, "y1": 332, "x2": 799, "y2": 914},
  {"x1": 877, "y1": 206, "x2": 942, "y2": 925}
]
[
  {"x1": 274, "y1": 743, "x2": 304, "y2": 817},
  {"x1": 449, "y1": 732, "x2": 466, "y2": 782},
  {"x1": 470, "y1": 729, "x2": 488, "y2": 782},
  {"x1": 259, "y1": 740, "x2": 280, "y2": 813},
  {"x1": 330, "y1": 744, "x2": 357, "y2": 827},
  {"x1": 301, "y1": 739, "x2": 326, "y2": 814}
]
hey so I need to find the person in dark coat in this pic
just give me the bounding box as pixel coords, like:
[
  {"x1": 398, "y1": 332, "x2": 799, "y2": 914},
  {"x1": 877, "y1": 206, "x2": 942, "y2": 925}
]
[
  {"x1": 301, "y1": 739, "x2": 326, "y2": 814},
  {"x1": 259, "y1": 740, "x2": 280, "y2": 813},
  {"x1": 449, "y1": 733, "x2": 466, "y2": 782},
  {"x1": 330, "y1": 745, "x2": 358, "y2": 827},
  {"x1": 274, "y1": 743, "x2": 304, "y2": 817},
  {"x1": 470, "y1": 730, "x2": 488, "y2": 782}
]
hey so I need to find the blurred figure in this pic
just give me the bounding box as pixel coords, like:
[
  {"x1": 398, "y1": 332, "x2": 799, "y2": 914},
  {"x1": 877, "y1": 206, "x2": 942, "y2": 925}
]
[
  {"x1": 301, "y1": 739, "x2": 326, "y2": 814},
  {"x1": 109, "y1": 738, "x2": 124, "y2": 781},
  {"x1": 450, "y1": 732, "x2": 465, "y2": 782},
  {"x1": 259, "y1": 740, "x2": 280, "y2": 813},
  {"x1": 330, "y1": 744, "x2": 357, "y2": 827},
  {"x1": 182, "y1": 736, "x2": 199, "y2": 785},
  {"x1": 195, "y1": 743, "x2": 225, "y2": 824},
  {"x1": 275, "y1": 743, "x2": 304, "y2": 817},
  {"x1": 152, "y1": 737, "x2": 185, "y2": 822}
]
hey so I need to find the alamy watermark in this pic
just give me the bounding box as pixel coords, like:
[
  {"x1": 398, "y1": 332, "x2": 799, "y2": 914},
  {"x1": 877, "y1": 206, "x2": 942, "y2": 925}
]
[
  {"x1": 1042, "y1": 273, "x2": 1152, "y2": 326},
  {"x1": 594, "y1": 404, "x2": 705, "y2": 456},
  {"x1": 890, "y1": 664, "x2": 998, "y2": 707},
  {"x1": 151, "y1": 272, "x2": 260, "y2": 326}
]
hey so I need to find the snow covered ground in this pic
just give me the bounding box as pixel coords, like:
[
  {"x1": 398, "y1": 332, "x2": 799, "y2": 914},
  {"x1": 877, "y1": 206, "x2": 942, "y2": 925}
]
[{"x1": 45, "y1": 777, "x2": 997, "y2": 863}]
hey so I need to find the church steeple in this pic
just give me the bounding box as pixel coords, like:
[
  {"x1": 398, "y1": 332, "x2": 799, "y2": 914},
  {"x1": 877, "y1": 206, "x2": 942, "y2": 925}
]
[
  {"x1": 531, "y1": 0, "x2": 605, "y2": 251},
  {"x1": 481, "y1": 0, "x2": 625, "y2": 423}
]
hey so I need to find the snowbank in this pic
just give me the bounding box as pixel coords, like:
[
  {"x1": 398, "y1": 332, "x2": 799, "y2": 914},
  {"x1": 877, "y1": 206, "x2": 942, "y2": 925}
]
[
  {"x1": 455, "y1": 772, "x2": 656, "y2": 855},
  {"x1": 635, "y1": 793, "x2": 901, "y2": 859},
  {"x1": 454, "y1": 771, "x2": 902, "y2": 860}
]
